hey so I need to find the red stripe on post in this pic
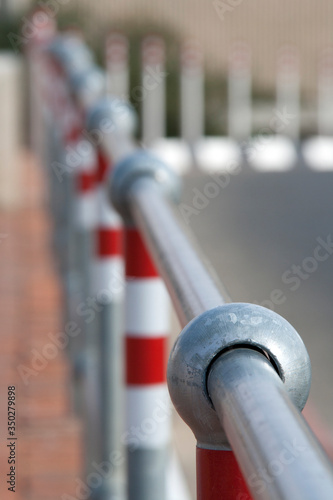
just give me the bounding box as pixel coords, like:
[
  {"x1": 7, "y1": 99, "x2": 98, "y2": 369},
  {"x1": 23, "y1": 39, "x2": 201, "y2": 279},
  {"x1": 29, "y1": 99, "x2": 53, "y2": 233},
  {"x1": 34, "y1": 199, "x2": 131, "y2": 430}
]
[
  {"x1": 66, "y1": 126, "x2": 81, "y2": 144},
  {"x1": 97, "y1": 228, "x2": 123, "y2": 257},
  {"x1": 125, "y1": 228, "x2": 159, "y2": 278},
  {"x1": 197, "y1": 448, "x2": 252, "y2": 500},
  {"x1": 126, "y1": 337, "x2": 167, "y2": 384},
  {"x1": 77, "y1": 172, "x2": 96, "y2": 192}
]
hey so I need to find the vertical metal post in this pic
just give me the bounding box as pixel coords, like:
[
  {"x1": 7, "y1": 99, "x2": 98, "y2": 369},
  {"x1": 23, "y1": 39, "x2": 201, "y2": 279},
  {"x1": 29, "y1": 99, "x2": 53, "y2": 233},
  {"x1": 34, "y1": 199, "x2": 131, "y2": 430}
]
[
  {"x1": 86, "y1": 97, "x2": 139, "y2": 499},
  {"x1": 93, "y1": 149, "x2": 125, "y2": 499},
  {"x1": 228, "y1": 41, "x2": 252, "y2": 142},
  {"x1": 106, "y1": 32, "x2": 129, "y2": 98},
  {"x1": 180, "y1": 39, "x2": 205, "y2": 146},
  {"x1": 124, "y1": 226, "x2": 171, "y2": 500},
  {"x1": 72, "y1": 137, "x2": 100, "y2": 473},
  {"x1": 25, "y1": 8, "x2": 56, "y2": 158},
  {"x1": 141, "y1": 35, "x2": 166, "y2": 146}
]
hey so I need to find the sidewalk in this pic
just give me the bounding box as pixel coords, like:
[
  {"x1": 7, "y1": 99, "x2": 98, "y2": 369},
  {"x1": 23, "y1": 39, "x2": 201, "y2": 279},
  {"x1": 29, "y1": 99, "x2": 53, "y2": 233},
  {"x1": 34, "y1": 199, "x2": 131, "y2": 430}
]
[{"x1": 0, "y1": 150, "x2": 83, "y2": 500}]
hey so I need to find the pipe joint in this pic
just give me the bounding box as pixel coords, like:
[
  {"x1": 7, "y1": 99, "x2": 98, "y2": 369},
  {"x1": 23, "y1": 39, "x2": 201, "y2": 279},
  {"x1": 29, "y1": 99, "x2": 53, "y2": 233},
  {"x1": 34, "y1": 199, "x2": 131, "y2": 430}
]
[
  {"x1": 109, "y1": 150, "x2": 182, "y2": 222},
  {"x1": 167, "y1": 303, "x2": 311, "y2": 448}
]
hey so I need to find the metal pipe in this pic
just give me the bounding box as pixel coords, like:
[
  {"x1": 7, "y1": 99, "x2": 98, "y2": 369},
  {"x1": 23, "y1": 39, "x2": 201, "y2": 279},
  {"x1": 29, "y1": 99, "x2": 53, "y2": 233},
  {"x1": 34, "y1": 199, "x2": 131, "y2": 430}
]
[
  {"x1": 208, "y1": 347, "x2": 333, "y2": 500},
  {"x1": 92, "y1": 148, "x2": 125, "y2": 500},
  {"x1": 123, "y1": 176, "x2": 229, "y2": 327},
  {"x1": 110, "y1": 153, "x2": 333, "y2": 498}
]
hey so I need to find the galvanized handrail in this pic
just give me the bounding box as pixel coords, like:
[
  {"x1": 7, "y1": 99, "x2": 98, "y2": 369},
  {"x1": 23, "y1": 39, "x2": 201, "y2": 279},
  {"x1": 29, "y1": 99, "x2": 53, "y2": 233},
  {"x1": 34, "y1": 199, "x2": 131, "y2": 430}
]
[
  {"x1": 27, "y1": 15, "x2": 333, "y2": 500},
  {"x1": 108, "y1": 150, "x2": 333, "y2": 499},
  {"x1": 208, "y1": 348, "x2": 333, "y2": 499},
  {"x1": 33, "y1": 25, "x2": 191, "y2": 500}
]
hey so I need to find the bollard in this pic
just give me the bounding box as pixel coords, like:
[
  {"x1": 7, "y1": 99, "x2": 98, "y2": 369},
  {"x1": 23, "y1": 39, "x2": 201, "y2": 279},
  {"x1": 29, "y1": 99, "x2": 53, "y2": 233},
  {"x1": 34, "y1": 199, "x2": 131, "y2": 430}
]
[
  {"x1": 106, "y1": 32, "x2": 129, "y2": 98},
  {"x1": 94, "y1": 149, "x2": 125, "y2": 499},
  {"x1": 87, "y1": 97, "x2": 138, "y2": 500},
  {"x1": 0, "y1": 53, "x2": 23, "y2": 210},
  {"x1": 301, "y1": 48, "x2": 333, "y2": 171},
  {"x1": 317, "y1": 47, "x2": 333, "y2": 137},
  {"x1": 48, "y1": 39, "x2": 108, "y2": 480},
  {"x1": 228, "y1": 41, "x2": 252, "y2": 142},
  {"x1": 110, "y1": 151, "x2": 182, "y2": 500},
  {"x1": 247, "y1": 44, "x2": 299, "y2": 173},
  {"x1": 276, "y1": 45, "x2": 300, "y2": 142},
  {"x1": 91, "y1": 102, "x2": 191, "y2": 500},
  {"x1": 125, "y1": 225, "x2": 171, "y2": 500},
  {"x1": 141, "y1": 35, "x2": 166, "y2": 146},
  {"x1": 180, "y1": 39, "x2": 204, "y2": 146},
  {"x1": 25, "y1": 7, "x2": 56, "y2": 159}
]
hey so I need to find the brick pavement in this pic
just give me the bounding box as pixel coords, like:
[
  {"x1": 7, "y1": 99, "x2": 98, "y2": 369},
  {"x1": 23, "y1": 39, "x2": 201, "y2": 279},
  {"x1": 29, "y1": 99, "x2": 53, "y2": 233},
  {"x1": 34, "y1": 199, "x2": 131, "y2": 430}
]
[{"x1": 0, "y1": 151, "x2": 83, "y2": 500}]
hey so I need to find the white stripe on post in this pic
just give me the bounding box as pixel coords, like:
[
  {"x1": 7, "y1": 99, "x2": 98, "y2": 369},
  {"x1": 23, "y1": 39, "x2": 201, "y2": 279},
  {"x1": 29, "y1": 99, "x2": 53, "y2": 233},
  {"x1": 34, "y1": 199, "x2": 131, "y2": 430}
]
[
  {"x1": 180, "y1": 39, "x2": 204, "y2": 145},
  {"x1": 94, "y1": 182, "x2": 124, "y2": 300},
  {"x1": 106, "y1": 32, "x2": 129, "y2": 98},
  {"x1": 141, "y1": 35, "x2": 166, "y2": 146},
  {"x1": 302, "y1": 48, "x2": 333, "y2": 171},
  {"x1": 127, "y1": 385, "x2": 171, "y2": 448},
  {"x1": 126, "y1": 280, "x2": 170, "y2": 335}
]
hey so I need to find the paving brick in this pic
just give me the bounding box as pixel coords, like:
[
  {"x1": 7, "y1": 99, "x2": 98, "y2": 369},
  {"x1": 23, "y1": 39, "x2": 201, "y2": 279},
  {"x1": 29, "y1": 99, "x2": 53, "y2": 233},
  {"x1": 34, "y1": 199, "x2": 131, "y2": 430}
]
[
  {"x1": 20, "y1": 418, "x2": 83, "y2": 477},
  {"x1": 27, "y1": 474, "x2": 83, "y2": 500},
  {"x1": 19, "y1": 383, "x2": 70, "y2": 420},
  {"x1": 0, "y1": 151, "x2": 84, "y2": 499}
]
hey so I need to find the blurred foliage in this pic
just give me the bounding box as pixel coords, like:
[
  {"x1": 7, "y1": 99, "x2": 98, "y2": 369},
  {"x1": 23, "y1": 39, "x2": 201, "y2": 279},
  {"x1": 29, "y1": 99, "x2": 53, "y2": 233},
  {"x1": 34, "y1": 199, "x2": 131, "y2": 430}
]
[{"x1": 0, "y1": 14, "x2": 24, "y2": 52}]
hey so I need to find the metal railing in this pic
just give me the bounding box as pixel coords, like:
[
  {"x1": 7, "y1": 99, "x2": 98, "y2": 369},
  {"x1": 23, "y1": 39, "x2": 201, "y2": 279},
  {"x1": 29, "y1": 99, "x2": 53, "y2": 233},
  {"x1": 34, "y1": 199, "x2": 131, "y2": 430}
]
[
  {"x1": 25, "y1": 8, "x2": 333, "y2": 500},
  {"x1": 108, "y1": 146, "x2": 333, "y2": 500}
]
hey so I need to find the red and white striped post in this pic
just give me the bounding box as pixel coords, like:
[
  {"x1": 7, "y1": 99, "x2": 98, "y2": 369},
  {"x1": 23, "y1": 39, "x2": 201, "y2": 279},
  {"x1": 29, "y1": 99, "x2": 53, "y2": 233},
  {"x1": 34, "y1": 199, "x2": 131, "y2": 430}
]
[
  {"x1": 180, "y1": 39, "x2": 204, "y2": 145},
  {"x1": 141, "y1": 35, "x2": 166, "y2": 146},
  {"x1": 302, "y1": 47, "x2": 333, "y2": 171},
  {"x1": 105, "y1": 31, "x2": 129, "y2": 98},
  {"x1": 93, "y1": 147, "x2": 126, "y2": 498},
  {"x1": 25, "y1": 7, "x2": 56, "y2": 157},
  {"x1": 228, "y1": 41, "x2": 252, "y2": 142},
  {"x1": 125, "y1": 226, "x2": 171, "y2": 500},
  {"x1": 86, "y1": 97, "x2": 140, "y2": 497},
  {"x1": 72, "y1": 138, "x2": 101, "y2": 472},
  {"x1": 276, "y1": 45, "x2": 300, "y2": 141},
  {"x1": 318, "y1": 46, "x2": 333, "y2": 137}
]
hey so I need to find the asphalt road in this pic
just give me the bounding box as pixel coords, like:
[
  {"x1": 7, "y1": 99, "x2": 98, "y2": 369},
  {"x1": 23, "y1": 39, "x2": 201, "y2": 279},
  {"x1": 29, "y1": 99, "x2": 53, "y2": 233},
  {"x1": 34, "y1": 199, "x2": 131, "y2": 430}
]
[
  {"x1": 171, "y1": 163, "x2": 333, "y2": 497},
  {"x1": 180, "y1": 164, "x2": 333, "y2": 425}
]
